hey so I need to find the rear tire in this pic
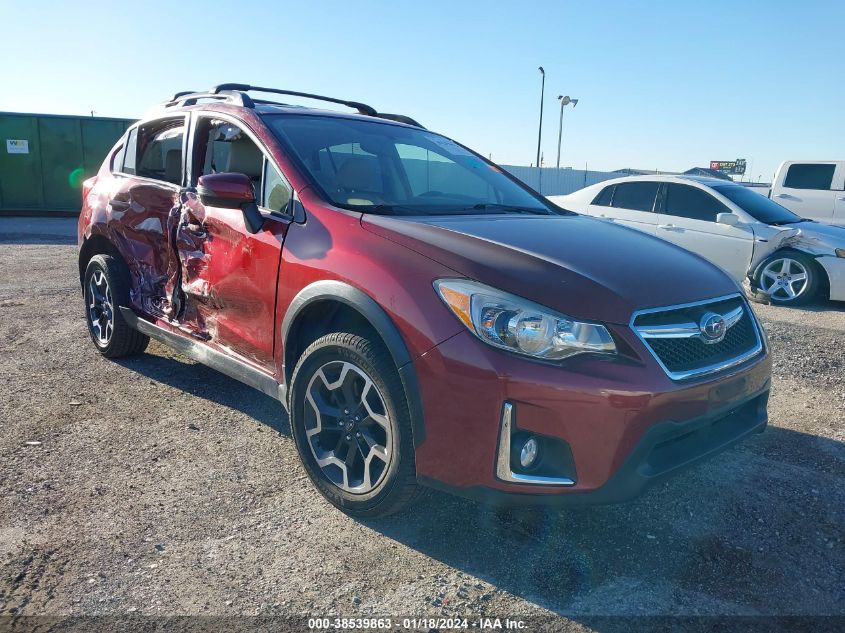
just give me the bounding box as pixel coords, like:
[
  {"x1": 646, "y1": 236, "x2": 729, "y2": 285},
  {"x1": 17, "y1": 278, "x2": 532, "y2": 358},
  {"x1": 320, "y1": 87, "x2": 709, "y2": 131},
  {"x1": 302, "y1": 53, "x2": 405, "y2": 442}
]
[
  {"x1": 83, "y1": 254, "x2": 149, "y2": 358},
  {"x1": 288, "y1": 332, "x2": 419, "y2": 517},
  {"x1": 754, "y1": 250, "x2": 821, "y2": 306}
]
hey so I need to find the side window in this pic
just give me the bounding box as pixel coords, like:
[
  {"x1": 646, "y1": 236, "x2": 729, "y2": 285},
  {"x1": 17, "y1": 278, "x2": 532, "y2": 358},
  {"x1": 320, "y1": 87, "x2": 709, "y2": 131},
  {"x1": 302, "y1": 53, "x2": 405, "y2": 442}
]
[
  {"x1": 592, "y1": 185, "x2": 614, "y2": 206},
  {"x1": 111, "y1": 144, "x2": 126, "y2": 173},
  {"x1": 136, "y1": 120, "x2": 185, "y2": 185},
  {"x1": 197, "y1": 119, "x2": 263, "y2": 190},
  {"x1": 123, "y1": 128, "x2": 138, "y2": 175},
  {"x1": 784, "y1": 163, "x2": 836, "y2": 190},
  {"x1": 195, "y1": 118, "x2": 292, "y2": 214},
  {"x1": 664, "y1": 184, "x2": 729, "y2": 222},
  {"x1": 262, "y1": 161, "x2": 292, "y2": 214},
  {"x1": 611, "y1": 182, "x2": 659, "y2": 212}
]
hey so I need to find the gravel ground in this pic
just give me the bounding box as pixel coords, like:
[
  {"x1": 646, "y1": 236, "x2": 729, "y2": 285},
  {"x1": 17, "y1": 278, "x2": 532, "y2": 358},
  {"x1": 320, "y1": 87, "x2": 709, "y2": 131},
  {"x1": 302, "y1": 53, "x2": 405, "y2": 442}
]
[{"x1": 0, "y1": 230, "x2": 843, "y2": 631}]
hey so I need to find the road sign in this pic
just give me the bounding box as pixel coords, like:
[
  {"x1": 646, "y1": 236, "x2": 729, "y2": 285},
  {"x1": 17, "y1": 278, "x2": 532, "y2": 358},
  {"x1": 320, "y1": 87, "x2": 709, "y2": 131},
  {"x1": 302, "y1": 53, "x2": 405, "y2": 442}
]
[{"x1": 709, "y1": 159, "x2": 747, "y2": 175}]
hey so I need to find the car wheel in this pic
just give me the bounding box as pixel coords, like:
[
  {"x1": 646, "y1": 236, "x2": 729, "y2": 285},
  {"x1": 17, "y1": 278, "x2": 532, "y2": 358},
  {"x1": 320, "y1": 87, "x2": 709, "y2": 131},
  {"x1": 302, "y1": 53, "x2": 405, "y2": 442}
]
[
  {"x1": 288, "y1": 332, "x2": 419, "y2": 517},
  {"x1": 755, "y1": 250, "x2": 821, "y2": 306},
  {"x1": 83, "y1": 254, "x2": 150, "y2": 357}
]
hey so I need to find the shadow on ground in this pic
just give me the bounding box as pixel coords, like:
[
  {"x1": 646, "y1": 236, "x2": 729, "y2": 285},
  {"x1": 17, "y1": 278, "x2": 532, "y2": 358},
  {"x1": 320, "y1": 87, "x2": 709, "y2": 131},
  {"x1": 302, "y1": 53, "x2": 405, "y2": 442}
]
[
  {"x1": 114, "y1": 352, "x2": 289, "y2": 436},
  {"x1": 365, "y1": 427, "x2": 844, "y2": 618},
  {"x1": 114, "y1": 345, "x2": 843, "y2": 619}
]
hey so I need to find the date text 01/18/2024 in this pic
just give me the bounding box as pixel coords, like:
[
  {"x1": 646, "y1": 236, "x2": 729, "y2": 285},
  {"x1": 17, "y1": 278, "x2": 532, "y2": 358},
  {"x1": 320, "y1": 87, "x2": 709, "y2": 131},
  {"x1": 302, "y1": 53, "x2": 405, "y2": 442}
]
[{"x1": 307, "y1": 617, "x2": 528, "y2": 629}]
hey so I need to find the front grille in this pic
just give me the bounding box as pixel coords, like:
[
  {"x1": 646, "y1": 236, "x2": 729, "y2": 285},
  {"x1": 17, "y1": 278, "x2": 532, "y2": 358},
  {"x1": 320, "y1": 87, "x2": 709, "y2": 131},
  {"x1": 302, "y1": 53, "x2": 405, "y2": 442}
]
[{"x1": 632, "y1": 295, "x2": 763, "y2": 380}]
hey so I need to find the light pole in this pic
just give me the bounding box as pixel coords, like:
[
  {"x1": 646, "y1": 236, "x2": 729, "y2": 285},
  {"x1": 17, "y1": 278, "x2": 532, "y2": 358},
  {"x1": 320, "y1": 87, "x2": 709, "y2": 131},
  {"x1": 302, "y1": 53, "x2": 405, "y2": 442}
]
[
  {"x1": 535, "y1": 67, "x2": 545, "y2": 192},
  {"x1": 556, "y1": 95, "x2": 578, "y2": 169}
]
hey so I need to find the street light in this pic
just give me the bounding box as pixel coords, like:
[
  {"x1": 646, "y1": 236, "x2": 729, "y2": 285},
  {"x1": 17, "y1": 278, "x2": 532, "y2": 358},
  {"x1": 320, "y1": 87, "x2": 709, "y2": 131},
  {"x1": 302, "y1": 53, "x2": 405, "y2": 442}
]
[
  {"x1": 556, "y1": 95, "x2": 578, "y2": 169},
  {"x1": 536, "y1": 67, "x2": 545, "y2": 192}
]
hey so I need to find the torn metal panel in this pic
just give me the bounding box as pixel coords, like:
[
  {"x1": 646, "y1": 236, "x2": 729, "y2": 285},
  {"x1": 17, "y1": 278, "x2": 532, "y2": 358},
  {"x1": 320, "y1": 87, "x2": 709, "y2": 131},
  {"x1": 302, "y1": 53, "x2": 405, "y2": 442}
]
[
  {"x1": 174, "y1": 193, "x2": 217, "y2": 340},
  {"x1": 747, "y1": 227, "x2": 800, "y2": 274}
]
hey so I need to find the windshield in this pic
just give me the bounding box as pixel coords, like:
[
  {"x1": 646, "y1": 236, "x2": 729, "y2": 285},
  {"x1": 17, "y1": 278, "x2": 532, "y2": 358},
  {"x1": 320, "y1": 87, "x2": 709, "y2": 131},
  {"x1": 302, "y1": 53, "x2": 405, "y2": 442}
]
[
  {"x1": 713, "y1": 185, "x2": 803, "y2": 225},
  {"x1": 265, "y1": 115, "x2": 556, "y2": 216}
]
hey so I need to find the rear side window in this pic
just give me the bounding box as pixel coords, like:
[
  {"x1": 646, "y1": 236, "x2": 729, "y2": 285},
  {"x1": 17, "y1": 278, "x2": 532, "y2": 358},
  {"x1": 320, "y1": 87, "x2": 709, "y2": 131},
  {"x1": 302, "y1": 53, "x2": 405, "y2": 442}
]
[
  {"x1": 136, "y1": 120, "x2": 185, "y2": 185},
  {"x1": 111, "y1": 144, "x2": 125, "y2": 173},
  {"x1": 123, "y1": 128, "x2": 138, "y2": 175},
  {"x1": 784, "y1": 164, "x2": 835, "y2": 190},
  {"x1": 664, "y1": 184, "x2": 729, "y2": 222},
  {"x1": 592, "y1": 185, "x2": 614, "y2": 206},
  {"x1": 611, "y1": 182, "x2": 659, "y2": 212}
]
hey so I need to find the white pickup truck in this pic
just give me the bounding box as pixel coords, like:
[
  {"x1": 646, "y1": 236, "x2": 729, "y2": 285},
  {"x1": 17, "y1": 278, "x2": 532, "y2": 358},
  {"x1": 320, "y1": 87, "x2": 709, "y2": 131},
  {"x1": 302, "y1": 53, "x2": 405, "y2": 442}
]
[{"x1": 770, "y1": 161, "x2": 845, "y2": 226}]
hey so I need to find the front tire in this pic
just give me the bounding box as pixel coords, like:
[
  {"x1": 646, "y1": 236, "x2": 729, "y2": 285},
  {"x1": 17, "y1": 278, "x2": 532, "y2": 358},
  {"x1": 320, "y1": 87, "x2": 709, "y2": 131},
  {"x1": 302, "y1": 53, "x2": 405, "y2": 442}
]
[
  {"x1": 755, "y1": 250, "x2": 821, "y2": 306},
  {"x1": 288, "y1": 333, "x2": 419, "y2": 517},
  {"x1": 83, "y1": 254, "x2": 149, "y2": 358}
]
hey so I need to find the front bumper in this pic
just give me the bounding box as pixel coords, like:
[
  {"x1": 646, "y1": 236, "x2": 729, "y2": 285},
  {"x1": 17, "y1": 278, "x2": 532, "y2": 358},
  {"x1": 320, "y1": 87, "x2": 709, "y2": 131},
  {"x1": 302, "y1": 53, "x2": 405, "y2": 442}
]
[
  {"x1": 421, "y1": 388, "x2": 768, "y2": 506},
  {"x1": 412, "y1": 327, "x2": 771, "y2": 504}
]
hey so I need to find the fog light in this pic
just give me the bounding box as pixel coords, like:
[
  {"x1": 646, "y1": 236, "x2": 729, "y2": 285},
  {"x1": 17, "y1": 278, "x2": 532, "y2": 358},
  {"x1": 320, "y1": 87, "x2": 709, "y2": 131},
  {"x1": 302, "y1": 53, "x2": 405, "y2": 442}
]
[{"x1": 519, "y1": 437, "x2": 539, "y2": 469}]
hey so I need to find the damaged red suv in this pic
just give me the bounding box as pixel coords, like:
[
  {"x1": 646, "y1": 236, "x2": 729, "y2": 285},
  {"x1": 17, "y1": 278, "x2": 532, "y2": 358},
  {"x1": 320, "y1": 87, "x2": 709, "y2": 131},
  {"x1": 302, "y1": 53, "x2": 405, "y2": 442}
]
[{"x1": 78, "y1": 84, "x2": 771, "y2": 516}]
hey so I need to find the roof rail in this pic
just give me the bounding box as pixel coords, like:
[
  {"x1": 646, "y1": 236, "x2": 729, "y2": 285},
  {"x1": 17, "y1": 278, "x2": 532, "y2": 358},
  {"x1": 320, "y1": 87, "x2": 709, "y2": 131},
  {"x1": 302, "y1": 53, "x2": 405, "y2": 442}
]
[
  {"x1": 163, "y1": 84, "x2": 425, "y2": 128},
  {"x1": 374, "y1": 113, "x2": 425, "y2": 128},
  {"x1": 210, "y1": 83, "x2": 377, "y2": 117},
  {"x1": 164, "y1": 90, "x2": 254, "y2": 108}
]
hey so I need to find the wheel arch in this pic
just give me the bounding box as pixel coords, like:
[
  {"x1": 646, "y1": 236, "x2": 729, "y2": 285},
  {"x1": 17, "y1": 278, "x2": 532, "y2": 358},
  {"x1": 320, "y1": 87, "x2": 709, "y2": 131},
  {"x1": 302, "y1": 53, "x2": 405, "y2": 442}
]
[
  {"x1": 752, "y1": 247, "x2": 830, "y2": 300},
  {"x1": 78, "y1": 234, "x2": 120, "y2": 288},
  {"x1": 281, "y1": 280, "x2": 426, "y2": 446}
]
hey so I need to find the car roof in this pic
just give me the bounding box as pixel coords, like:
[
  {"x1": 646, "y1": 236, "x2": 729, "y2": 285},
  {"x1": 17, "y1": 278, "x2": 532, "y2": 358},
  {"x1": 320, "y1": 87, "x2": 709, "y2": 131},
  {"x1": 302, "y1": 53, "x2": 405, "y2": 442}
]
[
  {"x1": 143, "y1": 100, "x2": 421, "y2": 130},
  {"x1": 594, "y1": 174, "x2": 737, "y2": 189}
]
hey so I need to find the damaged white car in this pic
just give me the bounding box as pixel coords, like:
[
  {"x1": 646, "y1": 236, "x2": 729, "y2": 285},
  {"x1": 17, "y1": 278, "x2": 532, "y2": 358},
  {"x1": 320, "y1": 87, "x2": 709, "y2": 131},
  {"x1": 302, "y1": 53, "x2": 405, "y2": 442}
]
[{"x1": 550, "y1": 175, "x2": 845, "y2": 305}]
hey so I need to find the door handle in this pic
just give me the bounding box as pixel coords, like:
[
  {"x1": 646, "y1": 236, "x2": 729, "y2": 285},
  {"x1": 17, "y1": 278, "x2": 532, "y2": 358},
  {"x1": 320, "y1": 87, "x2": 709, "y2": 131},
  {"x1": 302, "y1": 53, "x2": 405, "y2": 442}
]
[
  {"x1": 837, "y1": 196, "x2": 845, "y2": 202},
  {"x1": 774, "y1": 193, "x2": 793, "y2": 200},
  {"x1": 658, "y1": 224, "x2": 679, "y2": 231},
  {"x1": 109, "y1": 198, "x2": 130, "y2": 211}
]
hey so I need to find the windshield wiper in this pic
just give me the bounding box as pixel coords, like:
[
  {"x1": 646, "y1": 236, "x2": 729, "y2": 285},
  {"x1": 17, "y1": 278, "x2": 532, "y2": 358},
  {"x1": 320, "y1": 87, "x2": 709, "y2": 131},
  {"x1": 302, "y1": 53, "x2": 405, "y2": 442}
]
[
  {"x1": 464, "y1": 203, "x2": 553, "y2": 215},
  {"x1": 346, "y1": 204, "x2": 420, "y2": 216}
]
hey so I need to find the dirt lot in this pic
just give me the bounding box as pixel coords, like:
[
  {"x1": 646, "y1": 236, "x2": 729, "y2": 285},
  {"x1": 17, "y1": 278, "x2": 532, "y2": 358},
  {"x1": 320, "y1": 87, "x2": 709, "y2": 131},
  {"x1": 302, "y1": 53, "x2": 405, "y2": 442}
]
[{"x1": 0, "y1": 226, "x2": 843, "y2": 630}]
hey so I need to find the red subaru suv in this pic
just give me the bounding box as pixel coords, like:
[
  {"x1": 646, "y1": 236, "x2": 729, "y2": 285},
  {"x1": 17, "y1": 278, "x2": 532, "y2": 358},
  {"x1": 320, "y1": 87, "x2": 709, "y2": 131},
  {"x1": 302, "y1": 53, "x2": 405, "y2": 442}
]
[{"x1": 78, "y1": 84, "x2": 771, "y2": 517}]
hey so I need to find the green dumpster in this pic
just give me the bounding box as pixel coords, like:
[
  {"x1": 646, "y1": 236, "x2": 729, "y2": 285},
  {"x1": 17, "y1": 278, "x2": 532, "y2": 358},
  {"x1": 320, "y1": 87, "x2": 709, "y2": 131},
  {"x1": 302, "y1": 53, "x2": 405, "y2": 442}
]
[{"x1": 0, "y1": 112, "x2": 134, "y2": 216}]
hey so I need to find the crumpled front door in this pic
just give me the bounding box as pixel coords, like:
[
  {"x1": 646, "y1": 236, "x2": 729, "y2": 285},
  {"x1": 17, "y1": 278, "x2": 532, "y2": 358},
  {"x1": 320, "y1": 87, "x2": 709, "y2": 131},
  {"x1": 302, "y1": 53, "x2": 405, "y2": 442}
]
[{"x1": 173, "y1": 191, "x2": 289, "y2": 372}]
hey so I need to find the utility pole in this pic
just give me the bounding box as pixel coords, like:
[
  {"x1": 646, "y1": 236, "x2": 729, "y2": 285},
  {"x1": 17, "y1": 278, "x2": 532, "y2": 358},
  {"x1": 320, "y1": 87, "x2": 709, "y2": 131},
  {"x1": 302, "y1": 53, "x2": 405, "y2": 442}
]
[{"x1": 536, "y1": 67, "x2": 545, "y2": 193}]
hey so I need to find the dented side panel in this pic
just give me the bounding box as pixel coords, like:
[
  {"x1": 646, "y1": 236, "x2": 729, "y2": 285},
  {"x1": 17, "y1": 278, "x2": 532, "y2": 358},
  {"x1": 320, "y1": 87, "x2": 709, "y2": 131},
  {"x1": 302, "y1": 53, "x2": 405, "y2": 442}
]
[
  {"x1": 81, "y1": 168, "x2": 182, "y2": 319},
  {"x1": 115, "y1": 180, "x2": 182, "y2": 318},
  {"x1": 747, "y1": 226, "x2": 801, "y2": 275}
]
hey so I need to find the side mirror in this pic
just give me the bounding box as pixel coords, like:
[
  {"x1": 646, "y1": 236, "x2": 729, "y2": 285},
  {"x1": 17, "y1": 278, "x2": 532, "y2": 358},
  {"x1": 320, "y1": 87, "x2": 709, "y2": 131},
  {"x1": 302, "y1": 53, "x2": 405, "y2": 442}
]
[
  {"x1": 196, "y1": 172, "x2": 264, "y2": 234},
  {"x1": 716, "y1": 212, "x2": 740, "y2": 227}
]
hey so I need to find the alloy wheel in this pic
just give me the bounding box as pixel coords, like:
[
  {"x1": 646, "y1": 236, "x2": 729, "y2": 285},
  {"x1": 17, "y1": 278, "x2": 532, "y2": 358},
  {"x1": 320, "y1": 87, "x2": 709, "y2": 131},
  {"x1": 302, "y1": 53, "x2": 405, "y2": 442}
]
[
  {"x1": 88, "y1": 269, "x2": 114, "y2": 345},
  {"x1": 759, "y1": 257, "x2": 809, "y2": 302},
  {"x1": 303, "y1": 361, "x2": 392, "y2": 494}
]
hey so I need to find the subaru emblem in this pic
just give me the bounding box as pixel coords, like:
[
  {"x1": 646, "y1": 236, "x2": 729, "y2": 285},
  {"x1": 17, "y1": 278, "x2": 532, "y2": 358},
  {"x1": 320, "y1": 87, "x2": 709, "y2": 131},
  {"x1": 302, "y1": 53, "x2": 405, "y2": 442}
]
[{"x1": 699, "y1": 312, "x2": 727, "y2": 344}]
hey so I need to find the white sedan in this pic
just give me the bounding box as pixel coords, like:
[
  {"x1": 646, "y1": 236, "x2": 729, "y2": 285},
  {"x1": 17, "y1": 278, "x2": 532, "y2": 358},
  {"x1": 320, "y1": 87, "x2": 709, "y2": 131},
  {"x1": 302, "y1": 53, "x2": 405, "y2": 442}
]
[{"x1": 550, "y1": 175, "x2": 845, "y2": 305}]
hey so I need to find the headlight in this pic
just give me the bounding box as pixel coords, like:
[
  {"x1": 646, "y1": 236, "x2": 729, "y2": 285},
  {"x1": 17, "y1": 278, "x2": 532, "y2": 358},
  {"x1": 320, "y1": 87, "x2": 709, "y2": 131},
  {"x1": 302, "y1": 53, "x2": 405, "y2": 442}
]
[
  {"x1": 836, "y1": 248, "x2": 845, "y2": 259},
  {"x1": 434, "y1": 279, "x2": 616, "y2": 360}
]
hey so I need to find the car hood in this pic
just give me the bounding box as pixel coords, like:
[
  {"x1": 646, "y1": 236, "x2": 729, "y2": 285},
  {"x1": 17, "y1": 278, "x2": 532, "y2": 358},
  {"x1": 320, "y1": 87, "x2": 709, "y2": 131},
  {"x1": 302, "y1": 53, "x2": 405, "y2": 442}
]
[
  {"x1": 791, "y1": 221, "x2": 845, "y2": 249},
  {"x1": 362, "y1": 214, "x2": 739, "y2": 324}
]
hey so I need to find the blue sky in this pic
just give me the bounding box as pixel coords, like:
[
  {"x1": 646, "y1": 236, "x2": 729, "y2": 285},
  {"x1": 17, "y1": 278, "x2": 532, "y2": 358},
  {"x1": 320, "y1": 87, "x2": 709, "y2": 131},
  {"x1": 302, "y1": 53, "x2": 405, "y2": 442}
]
[{"x1": 1, "y1": 0, "x2": 842, "y2": 182}]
